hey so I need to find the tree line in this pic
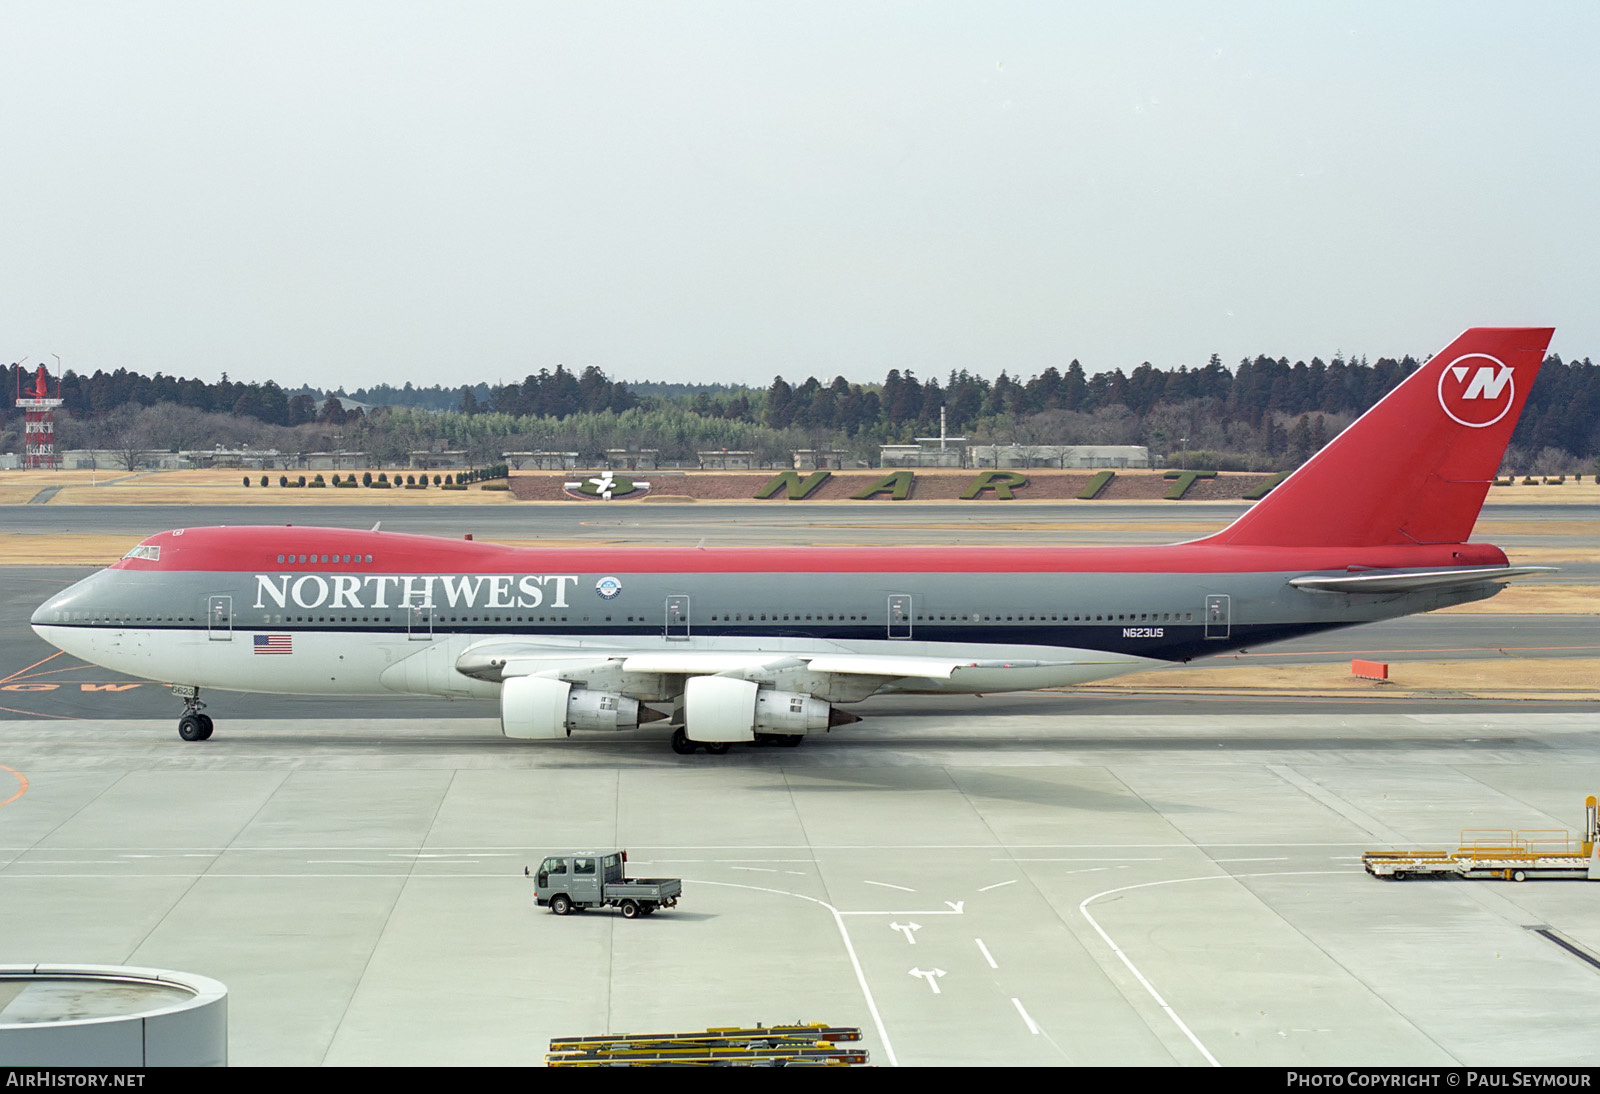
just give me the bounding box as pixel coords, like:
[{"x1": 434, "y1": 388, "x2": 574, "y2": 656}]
[{"x1": 4, "y1": 351, "x2": 1596, "y2": 474}]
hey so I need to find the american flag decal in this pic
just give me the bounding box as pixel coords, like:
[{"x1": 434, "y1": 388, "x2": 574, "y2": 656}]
[{"x1": 253, "y1": 634, "x2": 292, "y2": 655}]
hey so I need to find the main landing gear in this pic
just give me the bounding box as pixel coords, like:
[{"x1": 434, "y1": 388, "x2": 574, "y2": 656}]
[
  {"x1": 668, "y1": 729, "x2": 803, "y2": 754},
  {"x1": 670, "y1": 729, "x2": 730, "y2": 755},
  {"x1": 172, "y1": 684, "x2": 213, "y2": 742}
]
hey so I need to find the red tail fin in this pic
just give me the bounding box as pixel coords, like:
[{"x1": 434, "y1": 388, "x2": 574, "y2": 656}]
[{"x1": 1204, "y1": 327, "x2": 1553, "y2": 548}]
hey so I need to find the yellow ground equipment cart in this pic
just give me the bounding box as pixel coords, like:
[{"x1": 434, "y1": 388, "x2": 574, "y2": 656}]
[
  {"x1": 1363, "y1": 795, "x2": 1598, "y2": 882},
  {"x1": 547, "y1": 1024, "x2": 867, "y2": 1066}
]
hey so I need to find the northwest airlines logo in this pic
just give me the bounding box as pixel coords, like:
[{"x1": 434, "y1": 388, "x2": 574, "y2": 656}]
[
  {"x1": 1437, "y1": 353, "x2": 1515, "y2": 428},
  {"x1": 253, "y1": 574, "x2": 579, "y2": 611}
]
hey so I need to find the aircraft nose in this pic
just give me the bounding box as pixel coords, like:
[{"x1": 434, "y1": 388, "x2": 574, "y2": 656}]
[
  {"x1": 31, "y1": 574, "x2": 98, "y2": 631},
  {"x1": 31, "y1": 587, "x2": 68, "y2": 629}
]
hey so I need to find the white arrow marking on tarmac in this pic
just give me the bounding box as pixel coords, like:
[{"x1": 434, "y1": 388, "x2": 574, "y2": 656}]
[
  {"x1": 891, "y1": 922, "x2": 921, "y2": 944},
  {"x1": 944, "y1": 900, "x2": 964, "y2": 913},
  {"x1": 910, "y1": 968, "x2": 946, "y2": 994}
]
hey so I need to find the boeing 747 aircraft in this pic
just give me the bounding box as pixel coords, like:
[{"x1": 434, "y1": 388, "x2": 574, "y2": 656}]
[{"x1": 32, "y1": 327, "x2": 1554, "y2": 752}]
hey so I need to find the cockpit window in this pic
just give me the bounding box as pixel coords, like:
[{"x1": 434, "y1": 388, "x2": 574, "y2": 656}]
[{"x1": 121, "y1": 545, "x2": 161, "y2": 561}]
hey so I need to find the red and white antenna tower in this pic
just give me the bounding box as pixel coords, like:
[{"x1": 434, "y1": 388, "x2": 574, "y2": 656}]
[{"x1": 15, "y1": 360, "x2": 64, "y2": 469}]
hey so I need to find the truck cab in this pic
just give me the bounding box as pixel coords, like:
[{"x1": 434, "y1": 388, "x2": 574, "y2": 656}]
[{"x1": 533, "y1": 852, "x2": 622, "y2": 905}]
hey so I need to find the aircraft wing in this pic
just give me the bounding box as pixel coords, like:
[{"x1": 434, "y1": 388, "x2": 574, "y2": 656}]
[
  {"x1": 455, "y1": 643, "x2": 1146, "y2": 695},
  {"x1": 620, "y1": 651, "x2": 979, "y2": 678},
  {"x1": 1288, "y1": 565, "x2": 1556, "y2": 594},
  {"x1": 462, "y1": 646, "x2": 1099, "y2": 683}
]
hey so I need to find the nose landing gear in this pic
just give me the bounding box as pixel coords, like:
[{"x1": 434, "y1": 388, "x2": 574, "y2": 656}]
[{"x1": 172, "y1": 684, "x2": 214, "y2": 741}]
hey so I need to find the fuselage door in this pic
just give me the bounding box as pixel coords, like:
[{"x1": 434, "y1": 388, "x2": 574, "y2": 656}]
[
  {"x1": 1204, "y1": 594, "x2": 1231, "y2": 639},
  {"x1": 407, "y1": 597, "x2": 433, "y2": 641},
  {"x1": 665, "y1": 595, "x2": 690, "y2": 640},
  {"x1": 207, "y1": 595, "x2": 232, "y2": 641},
  {"x1": 887, "y1": 594, "x2": 912, "y2": 640}
]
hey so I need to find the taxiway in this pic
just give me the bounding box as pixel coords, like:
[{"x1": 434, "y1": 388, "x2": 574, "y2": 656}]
[{"x1": 1, "y1": 501, "x2": 1596, "y2": 1066}]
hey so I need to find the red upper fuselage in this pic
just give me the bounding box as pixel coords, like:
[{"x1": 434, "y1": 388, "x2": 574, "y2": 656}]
[{"x1": 113, "y1": 525, "x2": 1512, "y2": 577}]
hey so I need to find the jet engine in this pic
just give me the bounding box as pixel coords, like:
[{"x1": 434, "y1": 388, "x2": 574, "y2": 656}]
[
  {"x1": 681, "y1": 676, "x2": 853, "y2": 743},
  {"x1": 499, "y1": 676, "x2": 662, "y2": 739}
]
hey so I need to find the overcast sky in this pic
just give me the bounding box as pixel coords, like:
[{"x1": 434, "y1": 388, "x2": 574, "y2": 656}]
[{"x1": 4, "y1": 3, "x2": 1596, "y2": 392}]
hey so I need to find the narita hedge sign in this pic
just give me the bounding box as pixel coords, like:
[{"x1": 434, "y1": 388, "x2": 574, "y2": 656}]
[
  {"x1": 751, "y1": 469, "x2": 1267, "y2": 501},
  {"x1": 755, "y1": 470, "x2": 1031, "y2": 501}
]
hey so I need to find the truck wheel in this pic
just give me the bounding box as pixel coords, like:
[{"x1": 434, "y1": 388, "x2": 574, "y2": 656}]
[
  {"x1": 670, "y1": 729, "x2": 697, "y2": 755},
  {"x1": 1513, "y1": 870, "x2": 1527, "y2": 882},
  {"x1": 640, "y1": 904, "x2": 656, "y2": 916},
  {"x1": 551, "y1": 894, "x2": 572, "y2": 916},
  {"x1": 705, "y1": 742, "x2": 731, "y2": 755},
  {"x1": 620, "y1": 899, "x2": 640, "y2": 919}
]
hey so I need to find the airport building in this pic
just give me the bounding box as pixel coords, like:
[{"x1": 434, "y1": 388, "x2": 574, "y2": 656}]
[
  {"x1": 969, "y1": 444, "x2": 1151, "y2": 469},
  {"x1": 881, "y1": 443, "x2": 1152, "y2": 469}
]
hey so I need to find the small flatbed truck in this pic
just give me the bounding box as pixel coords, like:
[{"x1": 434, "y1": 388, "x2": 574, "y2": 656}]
[{"x1": 528, "y1": 850, "x2": 682, "y2": 918}]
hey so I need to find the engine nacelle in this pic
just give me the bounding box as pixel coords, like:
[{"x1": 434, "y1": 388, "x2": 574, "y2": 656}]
[
  {"x1": 682, "y1": 677, "x2": 838, "y2": 742},
  {"x1": 681, "y1": 676, "x2": 757, "y2": 743},
  {"x1": 500, "y1": 676, "x2": 646, "y2": 739},
  {"x1": 753, "y1": 688, "x2": 836, "y2": 734}
]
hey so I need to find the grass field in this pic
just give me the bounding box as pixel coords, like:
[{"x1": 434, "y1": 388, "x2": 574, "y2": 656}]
[{"x1": 47, "y1": 484, "x2": 516, "y2": 505}]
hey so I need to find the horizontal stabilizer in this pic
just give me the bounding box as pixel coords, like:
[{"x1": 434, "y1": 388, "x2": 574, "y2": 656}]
[{"x1": 1289, "y1": 565, "x2": 1556, "y2": 594}]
